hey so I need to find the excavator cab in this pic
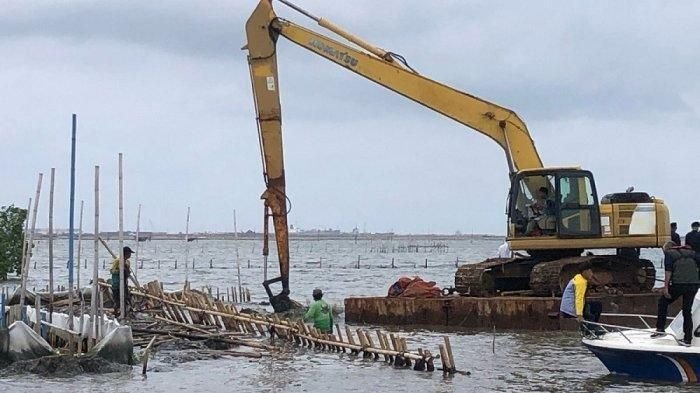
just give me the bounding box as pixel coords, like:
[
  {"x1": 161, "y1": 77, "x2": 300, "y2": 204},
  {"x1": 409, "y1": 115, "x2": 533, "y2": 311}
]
[{"x1": 508, "y1": 169, "x2": 601, "y2": 241}]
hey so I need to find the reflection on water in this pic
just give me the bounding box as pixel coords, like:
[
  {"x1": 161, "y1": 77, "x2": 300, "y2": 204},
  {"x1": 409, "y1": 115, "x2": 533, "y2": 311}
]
[{"x1": 2, "y1": 238, "x2": 687, "y2": 392}]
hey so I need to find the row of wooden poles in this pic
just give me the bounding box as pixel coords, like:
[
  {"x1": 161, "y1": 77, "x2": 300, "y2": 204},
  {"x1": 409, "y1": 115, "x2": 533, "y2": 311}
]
[
  {"x1": 16, "y1": 114, "x2": 207, "y2": 350},
  {"x1": 353, "y1": 256, "x2": 462, "y2": 269},
  {"x1": 128, "y1": 280, "x2": 458, "y2": 374},
  {"x1": 15, "y1": 116, "x2": 128, "y2": 354},
  {"x1": 17, "y1": 114, "x2": 249, "y2": 336},
  {"x1": 45, "y1": 254, "x2": 464, "y2": 270}
]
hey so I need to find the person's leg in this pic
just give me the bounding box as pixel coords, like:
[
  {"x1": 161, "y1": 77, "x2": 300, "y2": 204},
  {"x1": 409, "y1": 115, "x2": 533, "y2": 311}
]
[
  {"x1": 681, "y1": 287, "x2": 696, "y2": 343},
  {"x1": 125, "y1": 285, "x2": 131, "y2": 314},
  {"x1": 584, "y1": 301, "x2": 603, "y2": 323},
  {"x1": 655, "y1": 290, "x2": 682, "y2": 332},
  {"x1": 112, "y1": 285, "x2": 120, "y2": 315},
  {"x1": 656, "y1": 296, "x2": 670, "y2": 332},
  {"x1": 581, "y1": 301, "x2": 604, "y2": 335}
]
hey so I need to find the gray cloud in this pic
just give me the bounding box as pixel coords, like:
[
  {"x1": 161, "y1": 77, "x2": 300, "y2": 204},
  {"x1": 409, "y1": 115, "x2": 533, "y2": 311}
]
[{"x1": 1, "y1": 1, "x2": 698, "y2": 235}]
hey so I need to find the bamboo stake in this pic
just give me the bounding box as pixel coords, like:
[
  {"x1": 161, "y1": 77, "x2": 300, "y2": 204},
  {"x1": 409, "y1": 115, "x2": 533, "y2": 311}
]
[
  {"x1": 142, "y1": 335, "x2": 157, "y2": 375},
  {"x1": 234, "y1": 209, "x2": 242, "y2": 304},
  {"x1": 401, "y1": 337, "x2": 412, "y2": 366},
  {"x1": 90, "y1": 165, "x2": 100, "y2": 350},
  {"x1": 48, "y1": 168, "x2": 55, "y2": 322},
  {"x1": 19, "y1": 173, "x2": 43, "y2": 311},
  {"x1": 439, "y1": 344, "x2": 451, "y2": 374},
  {"x1": 130, "y1": 328, "x2": 274, "y2": 351},
  {"x1": 76, "y1": 201, "x2": 84, "y2": 289},
  {"x1": 154, "y1": 315, "x2": 210, "y2": 335},
  {"x1": 336, "y1": 324, "x2": 346, "y2": 352},
  {"x1": 444, "y1": 336, "x2": 456, "y2": 372},
  {"x1": 67, "y1": 113, "x2": 78, "y2": 355},
  {"x1": 98, "y1": 289, "x2": 104, "y2": 340},
  {"x1": 19, "y1": 198, "x2": 30, "y2": 279},
  {"x1": 135, "y1": 204, "x2": 141, "y2": 279},
  {"x1": 493, "y1": 325, "x2": 498, "y2": 355},
  {"x1": 34, "y1": 294, "x2": 41, "y2": 334},
  {"x1": 78, "y1": 296, "x2": 84, "y2": 354},
  {"x1": 118, "y1": 153, "x2": 126, "y2": 320},
  {"x1": 184, "y1": 206, "x2": 190, "y2": 278},
  {"x1": 383, "y1": 333, "x2": 394, "y2": 362},
  {"x1": 345, "y1": 326, "x2": 356, "y2": 347},
  {"x1": 364, "y1": 331, "x2": 379, "y2": 359},
  {"x1": 389, "y1": 333, "x2": 398, "y2": 351},
  {"x1": 376, "y1": 330, "x2": 388, "y2": 361}
]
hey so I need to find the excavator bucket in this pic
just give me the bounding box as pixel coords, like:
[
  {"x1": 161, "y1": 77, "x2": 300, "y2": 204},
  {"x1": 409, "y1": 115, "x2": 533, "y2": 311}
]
[{"x1": 263, "y1": 279, "x2": 294, "y2": 313}]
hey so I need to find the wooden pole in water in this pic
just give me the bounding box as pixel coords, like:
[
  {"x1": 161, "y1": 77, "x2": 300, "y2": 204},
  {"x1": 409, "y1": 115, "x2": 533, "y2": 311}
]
[
  {"x1": 118, "y1": 153, "x2": 126, "y2": 320},
  {"x1": 19, "y1": 198, "x2": 31, "y2": 284},
  {"x1": 142, "y1": 335, "x2": 157, "y2": 375},
  {"x1": 492, "y1": 325, "x2": 496, "y2": 354},
  {"x1": 98, "y1": 289, "x2": 104, "y2": 340},
  {"x1": 184, "y1": 206, "x2": 190, "y2": 278},
  {"x1": 78, "y1": 295, "x2": 84, "y2": 354},
  {"x1": 67, "y1": 114, "x2": 78, "y2": 354},
  {"x1": 90, "y1": 165, "x2": 100, "y2": 350},
  {"x1": 135, "y1": 204, "x2": 141, "y2": 279},
  {"x1": 34, "y1": 294, "x2": 41, "y2": 334},
  {"x1": 77, "y1": 200, "x2": 84, "y2": 289},
  {"x1": 444, "y1": 336, "x2": 456, "y2": 372},
  {"x1": 234, "y1": 209, "x2": 242, "y2": 303},
  {"x1": 0, "y1": 289, "x2": 5, "y2": 328},
  {"x1": 438, "y1": 344, "x2": 451, "y2": 374},
  {"x1": 19, "y1": 173, "x2": 43, "y2": 311},
  {"x1": 48, "y1": 168, "x2": 55, "y2": 322}
]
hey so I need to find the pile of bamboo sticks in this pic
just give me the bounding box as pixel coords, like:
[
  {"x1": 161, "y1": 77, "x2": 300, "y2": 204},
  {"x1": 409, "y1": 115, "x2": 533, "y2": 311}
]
[{"x1": 129, "y1": 280, "x2": 458, "y2": 374}]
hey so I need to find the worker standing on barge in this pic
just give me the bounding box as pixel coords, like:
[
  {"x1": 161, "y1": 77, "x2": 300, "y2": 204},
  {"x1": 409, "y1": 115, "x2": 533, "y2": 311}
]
[{"x1": 560, "y1": 262, "x2": 602, "y2": 332}]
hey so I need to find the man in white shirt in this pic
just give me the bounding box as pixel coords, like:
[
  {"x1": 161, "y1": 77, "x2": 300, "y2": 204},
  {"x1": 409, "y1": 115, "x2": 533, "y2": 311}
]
[{"x1": 498, "y1": 240, "x2": 512, "y2": 258}]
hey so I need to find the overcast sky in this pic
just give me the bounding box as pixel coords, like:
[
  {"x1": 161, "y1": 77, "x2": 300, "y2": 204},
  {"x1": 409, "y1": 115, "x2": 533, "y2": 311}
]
[{"x1": 1, "y1": 1, "x2": 698, "y2": 235}]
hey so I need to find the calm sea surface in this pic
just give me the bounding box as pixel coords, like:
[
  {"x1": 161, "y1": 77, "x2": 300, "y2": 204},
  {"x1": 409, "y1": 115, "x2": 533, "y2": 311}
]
[{"x1": 3, "y1": 238, "x2": 691, "y2": 392}]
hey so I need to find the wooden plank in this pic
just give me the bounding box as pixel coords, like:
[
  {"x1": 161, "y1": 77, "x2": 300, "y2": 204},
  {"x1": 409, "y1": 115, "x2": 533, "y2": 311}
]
[
  {"x1": 444, "y1": 336, "x2": 456, "y2": 372},
  {"x1": 142, "y1": 336, "x2": 157, "y2": 375},
  {"x1": 364, "y1": 331, "x2": 379, "y2": 359},
  {"x1": 376, "y1": 331, "x2": 389, "y2": 361},
  {"x1": 345, "y1": 326, "x2": 356, "y2": 346},
  {"x1": 438, "y1": 344, "x2": 451, "y2": 373},
  {"x1": 154, "y1": 315, "x2": 211, "y2": 335}
]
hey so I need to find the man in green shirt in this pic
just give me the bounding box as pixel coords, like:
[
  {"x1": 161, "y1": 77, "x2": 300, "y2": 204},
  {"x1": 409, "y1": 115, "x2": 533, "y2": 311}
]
[{"x1": 304, "y1": 288, "x2": 333, "y2": 333}]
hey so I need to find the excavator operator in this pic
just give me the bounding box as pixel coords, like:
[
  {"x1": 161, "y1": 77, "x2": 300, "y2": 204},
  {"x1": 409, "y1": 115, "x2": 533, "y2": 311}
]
[{"x1": 527, "y1": 187, "x2": 555, "y2": 236}]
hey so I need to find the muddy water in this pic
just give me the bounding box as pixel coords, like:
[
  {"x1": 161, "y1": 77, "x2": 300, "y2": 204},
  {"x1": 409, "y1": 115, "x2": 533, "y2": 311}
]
[{"x1": 2, "y1": 238, "x2": 693, "y2": 392}]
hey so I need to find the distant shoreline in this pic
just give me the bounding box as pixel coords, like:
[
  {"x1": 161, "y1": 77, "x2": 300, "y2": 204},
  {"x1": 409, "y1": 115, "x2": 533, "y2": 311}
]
[{"x1": 33, "y1": 232, "x2": 503, "y2": 242}]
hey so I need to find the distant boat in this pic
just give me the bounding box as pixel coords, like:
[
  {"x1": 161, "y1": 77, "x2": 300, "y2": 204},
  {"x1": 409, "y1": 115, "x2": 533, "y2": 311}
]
[
  {"x1": 186, "y1": 237, "x2": 198, "y2": 242},
  {"x1": 137, "y1": 235, "x2": 151, "y2": 242}
]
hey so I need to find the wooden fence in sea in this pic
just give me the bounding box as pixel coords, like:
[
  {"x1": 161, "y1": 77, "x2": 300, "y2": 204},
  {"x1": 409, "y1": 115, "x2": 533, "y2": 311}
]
[{"x1": 127, "y1": 280, "x2": 459, "y2": 374}]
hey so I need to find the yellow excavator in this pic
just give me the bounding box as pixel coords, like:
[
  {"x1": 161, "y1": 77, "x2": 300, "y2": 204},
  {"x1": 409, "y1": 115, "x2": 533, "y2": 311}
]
[{"x1": 244, "y1": 0, "x2": 671, "y2": 312}]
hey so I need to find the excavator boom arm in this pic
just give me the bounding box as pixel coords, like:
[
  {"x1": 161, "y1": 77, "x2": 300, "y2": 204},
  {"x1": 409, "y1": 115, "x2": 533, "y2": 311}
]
[
  {"x1": 245, "y1": 0, "x2": 543, "y2": 311},
  {"x1": 246, "y1": 0, "x2": 291, "y2": 312},
  {"x1": 248, "y1": 0, "x2": 543, "y2": 173}
]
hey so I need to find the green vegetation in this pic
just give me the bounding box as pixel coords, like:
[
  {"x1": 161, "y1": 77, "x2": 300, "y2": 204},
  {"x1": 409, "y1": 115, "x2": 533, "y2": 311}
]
[{"x1": 0, "y1": 205, "x2": 28, "y2": 280}]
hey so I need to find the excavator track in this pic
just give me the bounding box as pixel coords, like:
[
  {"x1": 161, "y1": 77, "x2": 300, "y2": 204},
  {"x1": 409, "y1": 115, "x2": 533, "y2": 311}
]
[
  {"x1": 455, "y1": 255, "x2": 656, "y2": 297},
  {"x1": 529, "y1": 255, "x2": 656, "y2": 296},
  {"x1": 454, "y1": 258, "x2": 538, "y2": 297}
]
